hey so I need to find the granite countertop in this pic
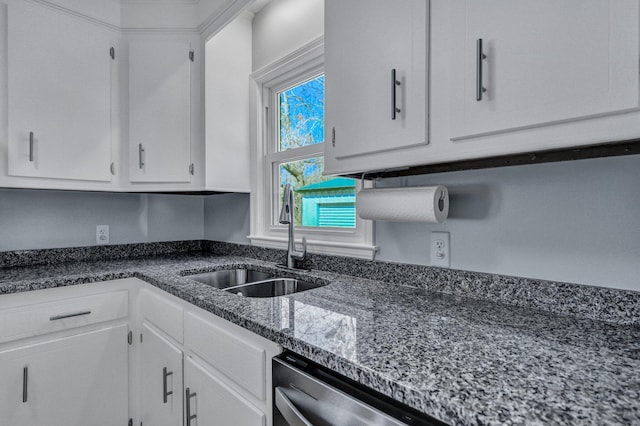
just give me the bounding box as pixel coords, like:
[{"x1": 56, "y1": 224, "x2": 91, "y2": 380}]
[{"x1": 1, "y1": 252, "x2": 639, "y2": 425}]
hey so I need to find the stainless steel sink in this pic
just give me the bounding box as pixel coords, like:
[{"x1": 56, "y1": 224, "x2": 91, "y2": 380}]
[
  {"x1": 225, "y1": 278, "x2": 323, "y2": 298},
  {"x1": 186, "y1": 268, "x2": 326, "y2": 297},
  {"x1": 187, "y1": 268, "x2": 276, "y2": 289}
]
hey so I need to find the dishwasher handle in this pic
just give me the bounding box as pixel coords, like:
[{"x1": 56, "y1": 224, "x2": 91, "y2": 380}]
[{"x1": 275, "y1": 387, "x2": 314, "y2": 426}]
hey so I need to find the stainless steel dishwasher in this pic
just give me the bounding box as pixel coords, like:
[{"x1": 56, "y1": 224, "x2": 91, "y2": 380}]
[{"x1": 273, "y1": 352, "x2": 447, "y2": 426}]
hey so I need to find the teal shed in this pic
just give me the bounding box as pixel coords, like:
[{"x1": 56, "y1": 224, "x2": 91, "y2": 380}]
[{"x1": 295, "y1": 178, "x2": 356, "y2": 228}]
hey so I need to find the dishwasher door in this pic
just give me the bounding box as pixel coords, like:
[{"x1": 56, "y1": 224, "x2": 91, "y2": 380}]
[{"x1": 273, "y1": 354, "x2": 446, "y2": 426}]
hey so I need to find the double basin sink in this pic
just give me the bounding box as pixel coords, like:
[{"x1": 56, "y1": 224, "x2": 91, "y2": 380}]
[{"x1": 186, "y1": 267, "x2": 325, "y2": 298}]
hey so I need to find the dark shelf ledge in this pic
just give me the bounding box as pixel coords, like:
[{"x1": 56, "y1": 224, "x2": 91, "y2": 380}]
[{"x1": 346, "y1": 139, "x2": 640, "y2": 180}]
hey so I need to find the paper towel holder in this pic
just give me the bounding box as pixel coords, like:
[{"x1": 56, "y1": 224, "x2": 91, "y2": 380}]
[
  {"x1": 360, "y1": 172, "x2": 447, "y2": 213},
  {"x1": 438, "y1": 190, "x2": 446, "y2": 212},
  {"x1": 357, "y1": 173, "x2": 450, "y2": 221}
]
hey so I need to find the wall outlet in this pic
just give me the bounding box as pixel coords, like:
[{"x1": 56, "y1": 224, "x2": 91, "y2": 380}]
[
  {"x1": 430, "y1": 231, "x2": 450, "y2": 268},
  {"x1": 96, "y1": 225, "x2": 109, "y2": 245}
]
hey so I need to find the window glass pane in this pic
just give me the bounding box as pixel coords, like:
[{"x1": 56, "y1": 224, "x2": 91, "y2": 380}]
[
  {"x1": 278, "y1": 157, "x2": 356, "y2": 228},
  {"x1": 278, "y1": 75, "x2": 324, "y2": 151}
]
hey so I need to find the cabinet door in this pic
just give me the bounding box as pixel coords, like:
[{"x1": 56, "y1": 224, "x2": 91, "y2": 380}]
[
  {"x1": 138, "y1": 322, "x2": 183, "y2": 426},
  {"x1": 325, "y1": 0, "x2": 428, "y2": 159},
  {"x1": 450, "y1": 0, "x2": 640, "y2": 141},
  {"x1": 0, "y1": 325, "x2": 129, "y2": 426},
  {"x1": 7, "y1": 2, "x2": 114, "y2": 182},
  {"x1": 129, "y1": 40, "x2": 192, "y2": 183},
  {"x1": 184, "y1": 356, "x2": 266, "y2": 426}
]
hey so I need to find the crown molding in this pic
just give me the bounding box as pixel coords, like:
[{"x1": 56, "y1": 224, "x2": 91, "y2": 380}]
[
  {"x1": 251, "y1": 36, "x2": 325, "y2": 83},
  {"x1": 27, "y1": 0, "x2": 250, "y2": 37},
  {"x1": 27, "y1": 0, "x2": 120, "y2": 31},
  {"x1": 121, "y1": 27, "x2": 201, "y2": 35},
  {"x1": 121, "y1": 0, "x2": 200, "y2": 4},
  {"x1": 199, "y1": 0, "x2": 253, "y2": 40}
]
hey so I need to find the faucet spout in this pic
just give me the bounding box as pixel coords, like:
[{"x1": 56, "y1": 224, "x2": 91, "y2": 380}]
[{"x1": 279, "y1": 184, "x2": 307, "y2": 268}]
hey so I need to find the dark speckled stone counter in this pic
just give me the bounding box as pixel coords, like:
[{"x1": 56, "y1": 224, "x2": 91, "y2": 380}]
[{"x1": 1, "y1": 252, "x2": 639, "y2": 425}]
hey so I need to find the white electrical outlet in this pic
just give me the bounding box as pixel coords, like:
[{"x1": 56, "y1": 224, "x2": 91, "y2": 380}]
[
  {"x1": 96, "y1": 225, "x2": 109, "y2": 245},
  {"x1": 430, "y1": 231, "x2": 450, "y2": 268}
]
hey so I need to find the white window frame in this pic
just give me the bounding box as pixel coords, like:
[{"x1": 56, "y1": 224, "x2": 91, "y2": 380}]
[{"x1": 248, "y1": 37, "x2": 377, "y2": 259}]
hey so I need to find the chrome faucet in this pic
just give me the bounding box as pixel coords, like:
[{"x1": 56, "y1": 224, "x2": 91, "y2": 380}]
[{"x1": 279, "y1": 183, "x2": 306, "y2": 268}]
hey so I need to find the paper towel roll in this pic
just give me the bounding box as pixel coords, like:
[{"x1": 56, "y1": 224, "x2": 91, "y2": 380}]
[{"x1": 356, "y1": 186, "x2": 449, "y2": 223}]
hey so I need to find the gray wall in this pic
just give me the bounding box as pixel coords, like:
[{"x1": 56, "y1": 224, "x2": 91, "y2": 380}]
[
  {"x1": 1, "y1": 158, "x2": 637, "y2": 291},
  {"x1": 373, "y1": 156, "x2": 640, "y2": 291},
  {"x1": 0, "y1": 189, "x2": 204, "y2": 251},
  {"x1": 204, "y1": 193, "x2": 250, "y2": 244},
  {"x1": 203, "y1": 155, "x2": 640, "y2": 292},
  {"x1": 251, "y1": 0, "x2": 324, "y2": 71}
]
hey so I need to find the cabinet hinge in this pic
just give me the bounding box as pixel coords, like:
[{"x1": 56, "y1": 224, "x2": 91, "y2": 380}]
[
  {"x1": 127, "y1": 330, "x2": 133, "y2": 345},
  {"x1": 110, "y1": 47, "x2": 115, "y2": 60},
  {"x1": 189, "y1": 163, "x2": 194, "y2": 175},
  {"x1": 189, "y1": 50, "x2": 194, "y2": 62}
]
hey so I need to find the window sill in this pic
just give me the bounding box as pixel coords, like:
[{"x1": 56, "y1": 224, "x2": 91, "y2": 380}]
[{"x1": 247, "y1": 235, "x2": 378, "y2": 260}]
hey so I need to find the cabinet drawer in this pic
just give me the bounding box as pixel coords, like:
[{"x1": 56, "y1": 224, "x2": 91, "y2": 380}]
[
  {"x1": 0, "y1": 290, "x2": 128, "y2": 343},
  {"x1": 185, "y1": 312, "x2": 266, "y2": 401},
  {"x1": 139, "y1": 287, "x2": 184, "y2": 343}
]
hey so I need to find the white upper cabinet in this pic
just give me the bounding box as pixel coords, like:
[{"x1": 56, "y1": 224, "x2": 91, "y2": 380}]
[
  {"x1": 448, "y1": 0, "x2": 640, "y2": 142},
  {"x1": 129, "y1": 39, "x2": 193, "y2": 184},
  {"x1": 1, "y1": 0, "x2": 244, "y2": 192},
  {"x1": 7, "y1": 2, "x2": 114, "y2": 183},
  {"x1": 205, "y1": 14, "x2": 252, "y2": 192},
  {"x1": 324, "y1": 0, "x2": 429, "y2": 174}
]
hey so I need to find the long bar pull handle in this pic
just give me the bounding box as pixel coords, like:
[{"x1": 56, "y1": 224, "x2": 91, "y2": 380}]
[
  {"x1": 22, "y1": 366, "x2": 28, "y2": 403},
  {"x1": 476, "y1": 39, "x2": 487, "y2": 101},
  {"x1": 49, "y1": 310, "x2": 91, "y2": 321},
  {"x1": 391, "y1": 69, "x2": 401, "y2": 120},
  {"x1": 29, "y1": 132, "x2": 34, "y2": 162},
  {"x1": 138, "y1": 144, "x2": 145, "y2": 169},
  {"x1": 185, "y1": 388, "x2": 197, "y2": 425},
  {"x1": 162, "y1": 367, "x2": 173, "y2": 404},
  {"x1": 275, "y1": 387, "x2": 313, "y2": 426}
]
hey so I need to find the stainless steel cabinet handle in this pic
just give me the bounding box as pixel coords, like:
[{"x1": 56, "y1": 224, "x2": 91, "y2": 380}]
[
  {"x1": 275, "y1": 387, "x2": 314, "y2": 426},
  {"x1": 476, "y1": 38, "x2": 488, "y2": 101},
  {"x1": 185, "y1": 387, "x2": 197, "y2": 425},
  {"x1": 49, "y1": 310, "x2": 91, "y2": 321},
  {"x1": 162, "y1": 367, "x2": 173, "y2": 404},
  {"x1": 22, "y1": 366, "x2": 28, "y2": 403},
  {"x1": 138, "y1": 144, "x2": 145, "y2": 169},
  {"x1": 391, "y1": 69, "x2": 401, "y2": 120},
  {"x1": 29, "y1": 132, "x2": 34, "y2": 162}
]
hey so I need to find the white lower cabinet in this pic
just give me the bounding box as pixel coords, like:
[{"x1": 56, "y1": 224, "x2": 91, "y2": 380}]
[
  {"x1": 0, "y1": 281, "x2": 133, "y2": 426},
  {"x1": 0, "y1": 279, "x2": 282, "y2": 426},
  {"x1": 0, "y1": 325, "x2": 129, "y2": 426},
  {"x1": 138, "y1": 322, "x2": 184, "y2": 426},
  {"x1": 185, "y1": 356, "x2": 266, "y2": 426},
  {"x1": 136, "y1": 283, "x2": 282, "y2": 426}
]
